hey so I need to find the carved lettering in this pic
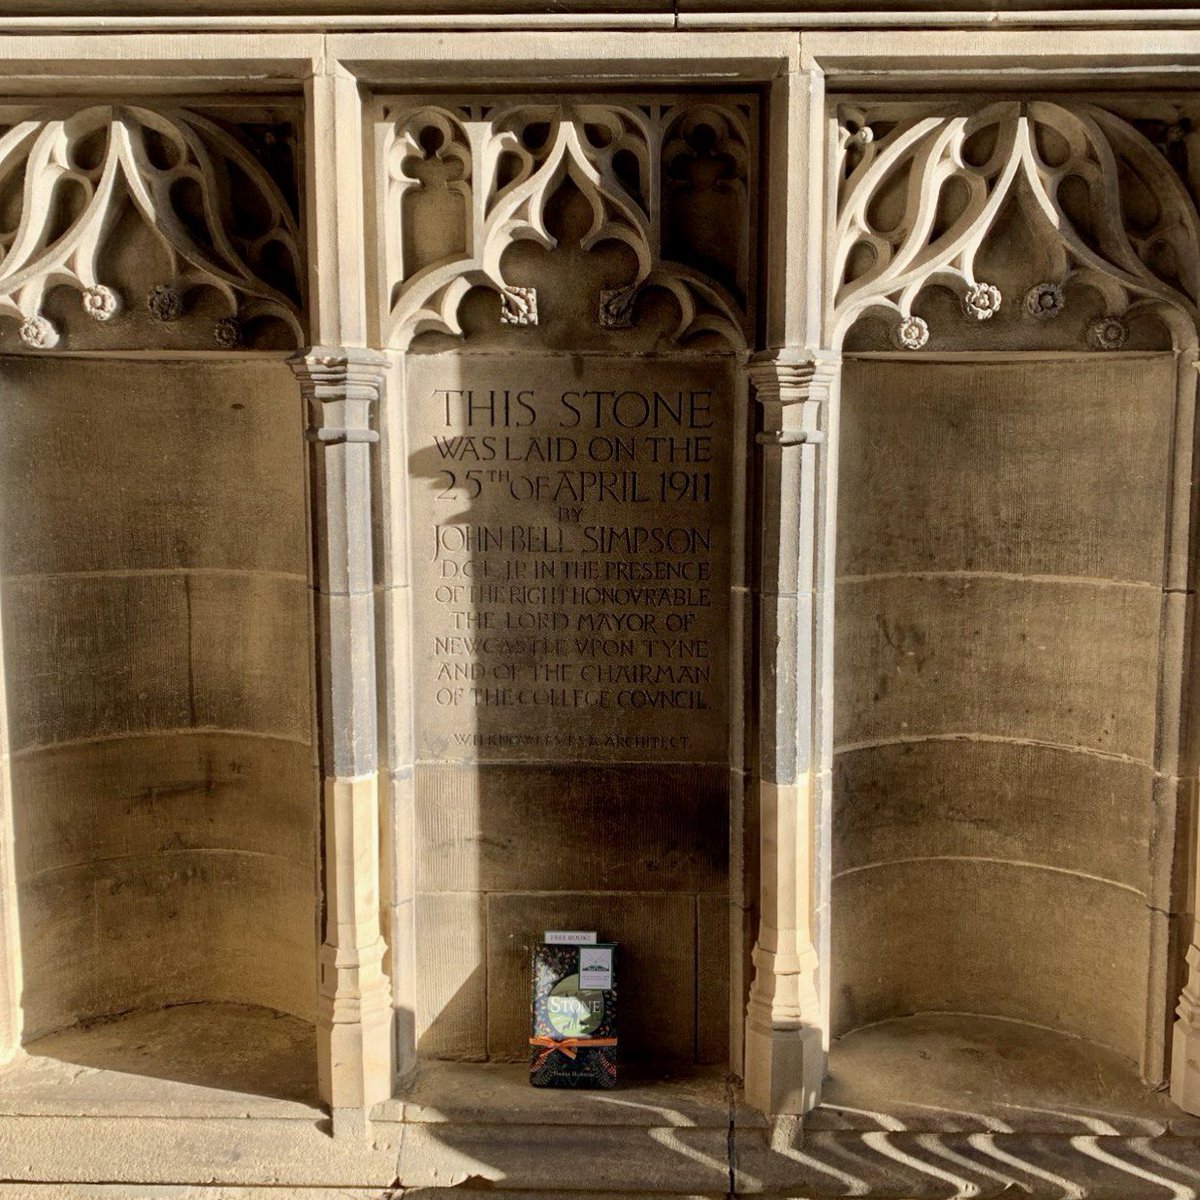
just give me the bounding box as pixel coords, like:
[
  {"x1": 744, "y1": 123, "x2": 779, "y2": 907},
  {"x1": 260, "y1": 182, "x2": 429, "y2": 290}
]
[{"x1": 409, "y1": 355, "x2": 734, "y2": 763}]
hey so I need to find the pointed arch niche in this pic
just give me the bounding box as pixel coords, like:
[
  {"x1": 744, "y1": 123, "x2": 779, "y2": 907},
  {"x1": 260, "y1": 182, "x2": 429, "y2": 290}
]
[{"x1": 825, "y1": 95, "x2": 1200, "y2": 1112}]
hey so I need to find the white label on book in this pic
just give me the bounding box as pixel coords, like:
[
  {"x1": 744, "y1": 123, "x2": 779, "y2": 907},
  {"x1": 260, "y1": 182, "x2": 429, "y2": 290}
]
[
  {"x1": 544, "y1": 930, "x2": 597, "y2": 945},
  {"x1": 579, "y1": 946, "x2": 613, "y2": 991}
]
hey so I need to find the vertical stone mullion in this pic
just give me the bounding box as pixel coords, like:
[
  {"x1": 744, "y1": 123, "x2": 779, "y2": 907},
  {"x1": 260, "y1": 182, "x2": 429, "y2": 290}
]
[
  {"x1": 744, "y1": 352, "x2": 838, "y2": 1116},
  {"x1": 304, "y1": 64, "x2": 369, "y2": 349},
  {"x1": 1169, "y1": 358, "x2": 1200, "y2": 1110},
  {"x1": 0, "y1": 606, "x2": 17, "y2": 1065},
  {"x1": 291, "y1": 347, "x2": 394, "y2": 1119}
]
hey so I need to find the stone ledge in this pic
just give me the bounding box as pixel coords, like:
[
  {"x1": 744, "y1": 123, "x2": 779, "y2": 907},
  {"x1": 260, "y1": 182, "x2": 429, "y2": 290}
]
[
  {"x1": 381, "y1": 1059, "x2": 756, "y2": 1128},
  {"x1": 3, "y1": 1044, "x2": 1200, "y2": 1196}
]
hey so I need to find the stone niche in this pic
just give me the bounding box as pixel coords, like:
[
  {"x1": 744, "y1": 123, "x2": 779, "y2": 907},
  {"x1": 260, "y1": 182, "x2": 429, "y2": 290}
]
[
  {"x1": 833, "y1": 352, "x2": 1182, "y2": 1081},
  {"x1": 378, "y1": 94, "x2": 756, "y2": 1068},
  {"x1": 0, "y1": 356, "x2": 316, "y2": 1088}
]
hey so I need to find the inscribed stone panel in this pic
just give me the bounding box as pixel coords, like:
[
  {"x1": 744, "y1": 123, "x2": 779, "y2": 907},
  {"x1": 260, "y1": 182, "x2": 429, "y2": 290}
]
[{"x1": 407, "y1": 353, "x2": 734, "y2": 766}]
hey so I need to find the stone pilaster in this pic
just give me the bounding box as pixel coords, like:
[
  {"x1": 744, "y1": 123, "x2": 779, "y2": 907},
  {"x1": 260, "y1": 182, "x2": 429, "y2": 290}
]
[
  {"x1": 290, "y1": 347, "x2": 394, "y2": 1118},
  {"x1": 1169, "y1": 360, "x2": 1200, "y2": 1113},
  {"x1": 0, "y1": 565, "x2": 17, "y2": 1065},
  {"x1": 1172, "y1": 927, "x2": 1200, "y2": 1111},
  {"x1": 0, "y1": 769, "x2": 17, "y2": 1066},
  {"x1": 743, "y1": 350, "x2": 838, "y2": 1116}
]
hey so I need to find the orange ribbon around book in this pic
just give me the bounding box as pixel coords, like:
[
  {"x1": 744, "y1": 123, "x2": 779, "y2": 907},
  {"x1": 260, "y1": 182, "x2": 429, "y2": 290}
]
[{"x1": 529, "y1": 1036, "x2": 619, "y2": 1071}]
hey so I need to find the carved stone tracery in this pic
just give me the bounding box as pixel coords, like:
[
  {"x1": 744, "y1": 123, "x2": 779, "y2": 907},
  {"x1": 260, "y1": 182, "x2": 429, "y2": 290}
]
[
  {"x1": 833, "y1": 99, "x2": 1200, "y2": 349},
  {"x1": 0, "y1": 105, "x2": 304, "y2": 350},
  {"x1": 381, "y1": 97, "x2": 754, "y2": 348}
]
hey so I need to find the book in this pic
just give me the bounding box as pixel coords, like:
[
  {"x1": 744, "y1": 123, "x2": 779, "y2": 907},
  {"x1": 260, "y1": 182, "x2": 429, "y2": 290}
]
[{"x1": 529, "y1": 940, "x2": 618, "y2": 1088}]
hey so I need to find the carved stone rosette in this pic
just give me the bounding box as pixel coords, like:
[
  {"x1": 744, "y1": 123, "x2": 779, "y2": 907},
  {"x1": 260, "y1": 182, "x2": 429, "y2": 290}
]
[{"x1": 380, "y1": 96, "x2": 754, "y2": 349}]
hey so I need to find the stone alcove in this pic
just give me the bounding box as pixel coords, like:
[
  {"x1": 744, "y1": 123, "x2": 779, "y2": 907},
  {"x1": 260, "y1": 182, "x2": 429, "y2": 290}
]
[
  {"x1": 821, "y1": 96, "x2": 1200, "y2": 1111},
  {"x1": 0, "y1": 102, "x2": 322, "y2": 1107},
  {"x1": 373, "y1": 93, "x2": 759, "y2": 1076}
]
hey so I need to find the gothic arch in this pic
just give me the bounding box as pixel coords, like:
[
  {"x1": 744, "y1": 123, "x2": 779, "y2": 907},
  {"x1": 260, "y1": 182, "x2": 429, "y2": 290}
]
[
  {"x1": 381, "y1": 98, "x2": 754, "y2": 350},
  {"x1": 832, "y1": 99, "x2": 1200, "y2": 351},
  {"x1": 0, "y1": 104, "x2": 303, "y2": 350}
]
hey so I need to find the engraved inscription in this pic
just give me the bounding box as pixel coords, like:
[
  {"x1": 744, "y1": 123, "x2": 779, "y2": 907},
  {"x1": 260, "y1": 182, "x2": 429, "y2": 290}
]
[{"x1": 408, "y1": 355, "x2": 733, "y2": 763}]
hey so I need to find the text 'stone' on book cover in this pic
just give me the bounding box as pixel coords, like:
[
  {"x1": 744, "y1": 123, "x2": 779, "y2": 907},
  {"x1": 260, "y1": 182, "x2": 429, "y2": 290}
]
[{"x1": 529, "y1": 939, "x2": 618, "y2": 1088}]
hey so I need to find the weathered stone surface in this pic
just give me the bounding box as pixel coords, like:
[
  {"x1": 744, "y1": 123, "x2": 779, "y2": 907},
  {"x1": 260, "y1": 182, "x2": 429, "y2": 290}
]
[
  {"x1": 0, "y1": 358, "x2": 307, "y2": 578},
  {"x1": 733, "y1": 1128, "x2": 1200, "y2": 1198},
  {"x1": 0, "y1": 353, "x2": 316, "y2": 1054},
  {"x1": 394, "y1": 1058, "x2": 735, "y2": 1127},
  {"x1": 837, "y1": 357, "x2": 1173, "y2": 584},
  {"x1": 189, "y1": 574, "x2": 312, "y2": 740},
  {"x1": 399, "y1": 1121, "x2": 732, "y2": 1193},
  {"x1": 835, "y1": 574, "x2": 1161, "y2": 760},
  {"x1": 0, "y1": 1003, "x2": 320, "y2": 1117},
  {"x1": 833, "y1": 350, "x2": 1182, "y2": 1090},
  {"x1": 0, "y1": 1113, "x2": 402, "y2": 1187},
  {"x1": 404, "y1": 1193, "x2": 721, "y2": 1200},
  {"x1": 2, "y1": 573, "x2": 193, "y2": 752},
  {"x1": 414, "y1": 891, "x2": 488, "y2": 1060},
  {"x1": 10, "y1": 731, "x2": 314, "y2": 882},
  {"x1": 812, "y1": 1012, "x2": 1181, "y2": 1133},
  {"x1": 414, "y1": 763, "x2": 728, "y2": 893},
  {"x1": 833, "y1": 739, "x2": 1155, "y2": 890},
  {"x1": 697, "y1": 891, "x2": 732, "y2": 1065},
  {"x1": 831, "y1": 859, "x2": 1150, "y2": 1057},
  {"x1": 0, "y1": 1191, "x2": 391, "y2": 1199},
  {"x1": 20, "y1": 849, "x2": 316, "y2": 1038}
]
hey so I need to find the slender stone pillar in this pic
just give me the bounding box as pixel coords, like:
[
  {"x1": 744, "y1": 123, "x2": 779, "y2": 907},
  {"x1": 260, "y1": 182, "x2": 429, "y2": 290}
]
[
  {"x1": 1170, "y1": 361, "x2": 1200, "y2": 1112},
  {"x1": 0, "y1": 672, "x2": 18, "y2": 1066},
  {"x1": 1172, "y1": 923, "x2": 1200, "y2": 1110},
  {"x1": 743, "y1": 351, "x2": 838, "y2": 1116},
  {"x1": 291, "y1": 347, "x2": 394, "y2": 1117}
]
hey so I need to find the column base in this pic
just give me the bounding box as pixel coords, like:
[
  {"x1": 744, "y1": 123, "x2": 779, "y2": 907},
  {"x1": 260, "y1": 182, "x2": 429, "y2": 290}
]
[
  {"x1": 318, "y1": 993, "x2": 395, "y2": 1112},
  {"x1": 744, "y1": 1019, "x2": 825, "y2": 1115},
  {"x1": 1171, "y1": 1013, "x2": 1200, "y2": 1114}
]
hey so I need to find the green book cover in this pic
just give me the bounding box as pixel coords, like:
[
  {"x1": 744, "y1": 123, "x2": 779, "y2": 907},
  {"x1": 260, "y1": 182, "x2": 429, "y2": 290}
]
[{"x1": 529, "y1": 941, "x2": 618, "y2": 1088}]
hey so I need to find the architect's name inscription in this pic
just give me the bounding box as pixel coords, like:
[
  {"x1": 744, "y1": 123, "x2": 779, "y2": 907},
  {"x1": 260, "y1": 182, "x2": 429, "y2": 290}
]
[{"x1": 408, "y1": 355, "x2": 733, "y2": 763}]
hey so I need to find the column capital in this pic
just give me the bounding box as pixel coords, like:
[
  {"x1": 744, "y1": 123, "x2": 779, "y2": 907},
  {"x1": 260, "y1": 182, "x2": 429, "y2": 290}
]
[
  {"x1": 289, "y1": 347, "x2": 388, "y2": 437},
  {"x1": 289, "y1": 345, "x2": 388, "y2": 384},
  {"x1": 747, "y1": 351, "x2": 840, "y2": 405}
]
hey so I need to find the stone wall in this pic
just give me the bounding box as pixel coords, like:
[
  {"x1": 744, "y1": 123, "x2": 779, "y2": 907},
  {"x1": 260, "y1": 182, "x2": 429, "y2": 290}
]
[{"x1": 0, "y1": 357, "x2": 315, "y2": 1039}]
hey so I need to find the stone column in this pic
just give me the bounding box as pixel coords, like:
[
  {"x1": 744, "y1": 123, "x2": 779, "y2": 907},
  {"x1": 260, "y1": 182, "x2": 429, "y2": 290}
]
[
  {"x1": 290, "y1": 347, "x2": 394, "y2": 1118},
  {"x1": 0, "y1": 668, "x2": 18, "y2": 1066},
  {"x1": 1172, "y1": 922, "x2": 1200, "y2": 1111},
  {"x1": 743, "y1": 351, "x2": 838, "y2": 1116},
  {"x1": 1169, "y1": 358, "x2": 1200, "y2": 1113}
]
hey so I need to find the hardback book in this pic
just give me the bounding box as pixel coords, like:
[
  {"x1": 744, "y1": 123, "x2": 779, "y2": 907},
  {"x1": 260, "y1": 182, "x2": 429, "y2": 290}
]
[{"x1": 529, "y1": 939, "x2": 618, "y2": 1088}]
